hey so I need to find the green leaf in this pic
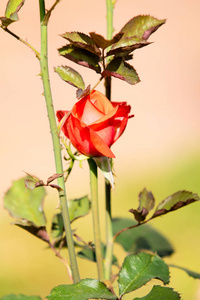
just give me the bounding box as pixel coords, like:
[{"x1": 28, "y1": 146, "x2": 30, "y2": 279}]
[
  {"x1": 47, "y1": 279, "x2": 117, "y2": 300},
  {"x1": 133, "y1": 285, "x2": 181, "y2": 300},
  {"x1": 68, "y1": 196, "x2": 91, "y2": 223},
  {"x1": 24, "y1": 172, "x2": 44, "y2": 190},
  {"x1": 1, "y1": 295, "x2": 42, "y2": 300},
  {"x1": 17, "y1": 222, "x2": 50, "y2": 244},
  {"x1": 152, "y1": 190, "x2": 200, "y2": 219},
  {"x1": 119, "y1": 15, "x2": 166, "y2": 40},
  {"x1": 54, "y1": 66, "x2": 85, "y2": 90},
  {"x1": 58, "y1": 45, "x2": 101, "y2": 73},
  {"x1": 129, "y1": 188, "x2": 155, "y2": 222},
  {"x1": 51, "y1": 196, "x2": 90, "y2": 242},
  {"x1": 5, "y1": 0, "x2": 25, "y2": 18},
  {"x1": 107, "y1": 36, "x2": 150, "y2": 57},
  {"x1": 4, "y1": 177, "x2": 46, "y2": 227},
  {"x1": 77, "y1": 244, "x2": 118, "y2": 266},
  {"x1": 113, "y1": 218, "x2": 174, "y2": 257},
  {"x1": 51, "y1": 213, "x2": 64, "y2": 243},
  {"x1": 0, "y1": 0, "x2": 25, "y2": 27},
  {"x1": 138, "y1": 188, "x2": 155, "y2": 211},
  {"x1": 89, "y1": 32, "x2": 123, "y2": 50},
  {"x1": 102, "y1": 57, "x2": 140, "y2": 85},
  {"x1": 118, "y1": 252, "x2": 169, "y2": 296},
  {"x1": 169, "y1": 264, "x2": 200, "y2": 279},
  {"x1": 15, "y1": 222, "x2": 49, "y2": 243},
  {"x1": 61, "y1": 32, "x2": 101, "y2": 55}
]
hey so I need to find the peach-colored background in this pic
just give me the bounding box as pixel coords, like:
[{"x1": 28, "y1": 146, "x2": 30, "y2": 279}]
[{"x1": 1, "y1": 0, "x2": 200, "y2": 299}]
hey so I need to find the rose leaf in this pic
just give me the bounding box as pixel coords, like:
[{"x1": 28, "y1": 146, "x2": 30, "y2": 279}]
[
  {"x1": 51, "y1": 196, "x2": 91, "y2": 242},
  {"x1": 4, "y1": 177, "x2": 46, "y2": 227},
  {"x1": 68, "y1": 196, "x2": 91, "y2": 223},
  {"x1": 5, "y1": 0, "x2": 25, "y2": 19},
  {"x1": 24, "y1": 172, "x2": 44, "y2": 190},
  {"x1": 61, "y1": 31, "x2": 101, "y2": 56},
  {"x1": 133, "y1": 285, "x2": 181, "y2": 300},
  {"x1": 129, "y1": 188, "x2": 155, "y2": 222},
  {"x1": 107, "y1": 36, "x2": 150, "y2": 57},
  {"x1": 119, "y1": 15, "x2": 166, "y2": 40},
  {"x1": 152, "y1": 190, "x2": 200, "y2": 219},
  {"x1": 54, "y1": 66, "x2": 85, "y2": 90},
  {"x1": 113, "y1": 218, "x2": 174, "y2": 257},
  {"x1": 118, "y1": 252, "x2": 169, "y2": 297},
  {"x1": 77, "y1": 244, "x2": 118, "y2": 265},
  {"x1": 102, "y1": 57, "x2": 140, "y2": 85},
  {"x1": 0, "y1": 0, "x2": 25, "y2": 27},
  {"x1": 51, "y1": 213, "x2": 64, "y2": 243},
  {"x1": 58, "y1": 45, "x2": 101, "y2": 73},
  {"x1": 89, "y1": 32, "x2": 123, "y2": 50},
  {"x1": 15, "y1": 221, "x2": 49, "y2": 243},
  {"x1": 47, "y1": 279, "x2": 117, "y2": 300}
]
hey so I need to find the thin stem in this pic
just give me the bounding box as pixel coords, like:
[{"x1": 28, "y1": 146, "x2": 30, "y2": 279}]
[
  {"x1": 39, "y1": 0, "x2": 80, "y2": 283},
  {"x1": 88, "y1": 159, "x2": 104, "y2": 281},
  {"x1": 0, "y1": 25, "x2": 40, "y2": 59},
  {"x1": 113, "y1": 219, "x2": 150, "y2": 241},
  {"x1": 104, "y1": 0, "x2": 114, "y2": 281},
  {"x1": 49, "y1": 242, "x2": 72, "y2": 280},
  {"x1": 90, "y1": 76, "x2": 104, "y2": 93}
]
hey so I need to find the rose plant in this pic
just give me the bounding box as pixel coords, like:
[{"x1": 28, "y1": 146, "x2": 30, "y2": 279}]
[{"x1": 1, "y1": 0, "x2": 200, "y2": 300}]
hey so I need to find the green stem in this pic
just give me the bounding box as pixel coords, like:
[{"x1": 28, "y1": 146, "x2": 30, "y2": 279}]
[
  {"x1": 39, "y1": 0, "x2": 80, "y2": 283},
  {"x1": 88, "y1": 159, "x2": 104, "y2": 281},
  {"x1": 106, "y1": 0, "x2": 114, "y2": 40},
  {"x1": 104, "y1": 181, "x2": 113, "y2": 280},
  {"x1": 104, "y1": 0, "x2": 114, "y2": 281},
  {"x1": 0, "y1": 25, "x2": 40, "y2": 59}
]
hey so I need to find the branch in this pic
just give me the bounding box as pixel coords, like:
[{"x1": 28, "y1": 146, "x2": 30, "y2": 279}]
[
  {"x1": 0, "y1": 25, "x2": 40, "y2": 59},
  {"x1": 113, "y1": 219, "x2": 150, "y2": 241}
]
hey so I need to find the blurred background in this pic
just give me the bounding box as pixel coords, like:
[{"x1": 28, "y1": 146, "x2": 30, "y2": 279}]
[{"x1": 0, "y1": 0, "x2": 200, "y2": 299}]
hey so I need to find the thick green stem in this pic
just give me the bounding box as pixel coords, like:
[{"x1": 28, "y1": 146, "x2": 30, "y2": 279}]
[
  {"x1": 104, "y1": 181, "x2": 113, "y2": 280},
  {"x1": 106, "y1": 0, "x2": 114, "y2": 40},
  {"x1": 39, "y1": 0, "x2": 80, "y2": 283},
  {"x1": 104, "y1": 0, "x2": 114, "y2": 281},
  {"x1": 88, "y1": 159, "x2": 104, "y2": 281}
]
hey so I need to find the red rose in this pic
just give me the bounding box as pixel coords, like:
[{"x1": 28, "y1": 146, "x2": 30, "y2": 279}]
[{"x1": 57, "y1": 90, "x2": 133, "y2": 158}]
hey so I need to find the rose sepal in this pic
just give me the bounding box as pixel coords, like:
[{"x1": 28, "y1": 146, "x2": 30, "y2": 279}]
[{"x1": 93, "y1": 157, "x2": 114, "y2": 188}]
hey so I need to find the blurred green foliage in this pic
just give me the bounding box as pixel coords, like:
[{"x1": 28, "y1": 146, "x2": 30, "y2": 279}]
[{"x1": 0, "y1": 150, "x2": 200, "y2": 299}]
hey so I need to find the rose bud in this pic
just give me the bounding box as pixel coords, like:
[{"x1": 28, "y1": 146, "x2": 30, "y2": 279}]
[{"x1": 57, "y1": 90, "x2": 133, "y2": 158}]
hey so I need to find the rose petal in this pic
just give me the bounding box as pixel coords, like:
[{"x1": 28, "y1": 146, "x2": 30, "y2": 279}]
[
  {"x1": 112, "y1": 102, "x2": 132, "y2": 142},
  {"x1": 72, "y1": 91, "x2": 118, "y2": 126},
  {"x1": 74, "y1": 96, "x2": 105, "y2": 125},
  {"x1": 67, "y1": 115, "x2": 115, "y2": 158},
  {"x1": 56, "y1": 110, "x2": 70, "y2": 138},
  {"x1": 89, "y1": 90, "x2": 114, "y2": 114}
]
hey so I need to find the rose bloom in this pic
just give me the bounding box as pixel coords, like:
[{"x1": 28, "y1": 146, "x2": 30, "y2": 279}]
[{"x1": 56, "y1": 90, "x2": 133, "y2": 158}]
